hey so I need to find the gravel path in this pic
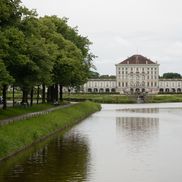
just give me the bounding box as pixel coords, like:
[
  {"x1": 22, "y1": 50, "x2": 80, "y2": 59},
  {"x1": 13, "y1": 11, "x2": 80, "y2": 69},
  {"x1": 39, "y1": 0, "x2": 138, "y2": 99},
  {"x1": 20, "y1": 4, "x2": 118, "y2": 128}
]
[{"x1": 0, "y1": 104, "x2": 74, "y2": 127}]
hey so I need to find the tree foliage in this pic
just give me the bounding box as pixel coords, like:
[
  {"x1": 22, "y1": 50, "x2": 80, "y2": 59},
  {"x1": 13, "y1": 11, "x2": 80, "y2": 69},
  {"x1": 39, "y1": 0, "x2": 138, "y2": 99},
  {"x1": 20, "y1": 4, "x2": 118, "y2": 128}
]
[
  {"x1": 162, "y1": 72, "x2": 181, "y2": 79},
  {"x1": 0, "y1": 0, "x2": 96, "y2": 108}
]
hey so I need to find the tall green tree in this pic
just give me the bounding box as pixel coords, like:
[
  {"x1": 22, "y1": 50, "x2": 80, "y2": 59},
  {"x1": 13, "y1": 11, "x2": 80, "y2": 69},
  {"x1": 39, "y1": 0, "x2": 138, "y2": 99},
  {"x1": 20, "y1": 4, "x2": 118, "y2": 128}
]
[
  {"x1": 40, "y1": 16, "x2": 95, "y2": 102},
  {"x1": 19, "y1": 17, "x2": 54, "y2": 104}
]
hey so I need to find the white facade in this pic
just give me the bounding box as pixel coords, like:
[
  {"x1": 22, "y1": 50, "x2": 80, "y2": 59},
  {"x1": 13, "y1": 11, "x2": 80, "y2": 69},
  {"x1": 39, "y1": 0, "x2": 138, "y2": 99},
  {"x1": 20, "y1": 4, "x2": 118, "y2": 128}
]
[
  {"x1": 116, "y1": 63, "x2": 159, "y2": 94},
  {"x1": 159, "y1": 79, "x2": 182, "y2": 93},
  {"x1": 115, "y1": 55, "x2": 159, "y2": 94},
  {"x1": 83, "y1": 79, "x2": 116, "y2": 93}
]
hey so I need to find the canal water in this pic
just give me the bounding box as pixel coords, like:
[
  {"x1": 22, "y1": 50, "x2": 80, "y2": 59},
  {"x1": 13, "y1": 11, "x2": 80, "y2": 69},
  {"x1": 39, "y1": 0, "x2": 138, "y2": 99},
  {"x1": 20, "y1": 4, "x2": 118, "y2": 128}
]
[{"x1": 0, "y1": 103, "x2": 182, "y2": 182}]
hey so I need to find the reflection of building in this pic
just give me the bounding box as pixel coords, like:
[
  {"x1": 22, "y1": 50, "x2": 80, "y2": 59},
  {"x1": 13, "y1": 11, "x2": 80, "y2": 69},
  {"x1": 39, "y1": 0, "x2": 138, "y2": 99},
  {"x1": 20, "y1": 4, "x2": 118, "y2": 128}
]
[
  {"x1": 116, "y1": 117, "x2": 159, "y2": 141},
  {"x1": 83, "y1": 55, "x2": 182, "y2": 94},
  {"x1": 120, "y1": 108, "x2": 159, "y2": 113},
  {"x1": 116, "y1": 117, "x2": 159, "y2": 131}
]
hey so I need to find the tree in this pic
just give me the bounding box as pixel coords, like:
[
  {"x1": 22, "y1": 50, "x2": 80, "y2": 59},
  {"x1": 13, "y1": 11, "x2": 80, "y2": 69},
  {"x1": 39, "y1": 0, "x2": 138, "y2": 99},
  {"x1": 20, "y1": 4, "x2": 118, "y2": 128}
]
[
  {"x1": 0, "y1": 61, "x2": 14, "y2": 109},
  {"x1": 162, "y1": 72, "x2": 181, "y2": 79},
  {"x1": 0, "y1": 0, "x2": 22, "y2": 28},
  {"x1": 40, "y1": 16, "x2": 94, "y2": 102},
  {"x1": 88, "y1": 71, "x2": 100, "y2": 78},
  {"x1": 20, "y1": 17, "x2": 54, "y2": 104}
]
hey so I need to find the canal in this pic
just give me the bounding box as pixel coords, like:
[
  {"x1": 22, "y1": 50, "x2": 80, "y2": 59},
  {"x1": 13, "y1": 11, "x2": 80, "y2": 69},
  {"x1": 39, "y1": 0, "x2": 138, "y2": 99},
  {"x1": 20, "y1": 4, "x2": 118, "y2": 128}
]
[{"x1": 0, "y1": 103, "x2": 182, "y2": 182}]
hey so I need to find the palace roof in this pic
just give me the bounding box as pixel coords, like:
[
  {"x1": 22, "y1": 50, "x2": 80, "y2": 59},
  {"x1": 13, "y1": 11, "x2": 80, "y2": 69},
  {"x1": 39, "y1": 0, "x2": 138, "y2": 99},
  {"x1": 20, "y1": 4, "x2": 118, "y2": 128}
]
[{"x1": 119, "y1": 55, "x2": 156, "y2": 64}]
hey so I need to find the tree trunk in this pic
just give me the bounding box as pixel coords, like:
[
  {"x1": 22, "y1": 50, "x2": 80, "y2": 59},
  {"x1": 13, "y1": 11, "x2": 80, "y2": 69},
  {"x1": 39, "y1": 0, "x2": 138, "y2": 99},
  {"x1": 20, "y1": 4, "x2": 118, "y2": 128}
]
[
  {"x1": 30, "y1": 87, "x2": 34, "y2": 106},
  {"x1": 47, "y1": 86, "x2": 51, "y2": 103},
  {"x1": 51, "y1": 85, "x2": 54, "y2": 103},
  {"x1": 12, "y1": 85, "x2": 15, "y2": 107},
  {"x1": 59, "y1": 85, "x2": 63, "y2": 102},
  {"x1": 2, "y1": 85, "x2": 7, "y2": 110},
  {"x1": 21, "y1": 88, "x2": 29, "y2": 106},
  {"x1": 42, "y1": 83, "x2": 46, "y2": 104},
  {"x1": 55, "y1": 84, "x2": 58, "y2": 102},
  {"x1": 37, "y1": 85, "x2": 40, "y2": 104}
]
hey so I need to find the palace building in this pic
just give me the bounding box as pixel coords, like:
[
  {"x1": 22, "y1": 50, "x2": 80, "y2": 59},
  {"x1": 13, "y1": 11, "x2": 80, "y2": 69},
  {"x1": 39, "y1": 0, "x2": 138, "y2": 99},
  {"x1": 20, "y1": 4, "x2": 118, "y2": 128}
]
[{"x1": 83, "y1": 54, "x2": 182, "y2": 94}]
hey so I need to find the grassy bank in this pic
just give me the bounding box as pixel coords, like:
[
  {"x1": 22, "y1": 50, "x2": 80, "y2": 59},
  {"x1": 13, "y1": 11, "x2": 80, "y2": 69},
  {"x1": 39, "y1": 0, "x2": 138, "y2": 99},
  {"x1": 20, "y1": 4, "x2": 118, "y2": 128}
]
[
  {"x1": 64, "y1": 93, "x2": 135, "y2": 103},
  {"x1": 148, "y1": 94, "x2": 182, "y2": 103},
  {"x1": 0, "y1": 104, "x2": 54, "y2": 120},
  {"x1": 64, "y1": 93, "x2": 182, "y2": 104},
  {"x1": 0, "y1": 101, "x2": 101, "y2": 160}
]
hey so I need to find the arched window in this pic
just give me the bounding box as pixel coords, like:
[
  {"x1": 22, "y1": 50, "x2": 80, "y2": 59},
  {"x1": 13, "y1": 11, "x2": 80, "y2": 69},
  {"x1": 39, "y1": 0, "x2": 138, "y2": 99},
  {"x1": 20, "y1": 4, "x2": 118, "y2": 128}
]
[
  {"x1": 111, "y1": 88, "x2": 116, "y2": 93},
  {"x1": 94, "y1": 88, "x2": 98, "y2": 93},
  {"x1": 105, "y1": 88, "x2": 110, "y2": 93},
  {"x1": 88, "y1": 88, "x2": 92, "y2": 93},
  {"x1": 159, "y1": 88, "x2": 164, "y2": 93},
  {"x1": 99, "y1": 88, "x2": 104, "y2": 93}
]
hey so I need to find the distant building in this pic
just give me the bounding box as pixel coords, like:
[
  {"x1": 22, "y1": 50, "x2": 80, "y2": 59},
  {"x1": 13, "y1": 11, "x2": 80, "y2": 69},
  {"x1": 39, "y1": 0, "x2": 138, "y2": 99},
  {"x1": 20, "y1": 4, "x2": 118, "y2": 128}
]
[
  {"x1": 116, "y1": 55, "x2": 159, "y2": 94},
  {"x1": 83, "y1": 79, "x2": 116, "y2": 93},
  {"x1": 83, "y1": 54, "x2": 182, "y2": 94}
]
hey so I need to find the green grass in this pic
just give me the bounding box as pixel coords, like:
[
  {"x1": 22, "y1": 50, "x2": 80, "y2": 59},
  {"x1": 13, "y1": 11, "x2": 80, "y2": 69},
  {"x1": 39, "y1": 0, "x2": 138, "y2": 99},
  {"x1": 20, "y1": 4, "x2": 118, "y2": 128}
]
[
  {"x1": 0, "y1": 101, "x2": 101, "y2": 160},
  {"x1": 148, "y1": 94, "x2": 182, "y2": 103},
  {"x1": 64, "y1": 93, "x2": 182, "y2": 103},
  {"x1": 0, "y1": 104, "x2": 54, "y2": 120},
  {"x1": 64, "y1": 93, "x2": 136, "y2": 103}
]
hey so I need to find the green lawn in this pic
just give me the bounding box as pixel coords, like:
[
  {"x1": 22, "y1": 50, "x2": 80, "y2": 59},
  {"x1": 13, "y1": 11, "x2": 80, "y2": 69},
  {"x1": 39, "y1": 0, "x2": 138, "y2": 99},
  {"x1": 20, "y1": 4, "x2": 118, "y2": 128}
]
[
  {"x1": 0, "y1": 104, "x2": 54, "y2": 121},
  {"x1": 0, "y1": 101, "x2": 101, "y2": 160},
  {"x1": 148, "y1": 94, "x2": 182, "y2": 103},
  {"x1": 64, "y1": 93, "x2": 182, "y2": 103},
  {"x1": 64, "y1": 93, "x2": 136, "y2": 103}
]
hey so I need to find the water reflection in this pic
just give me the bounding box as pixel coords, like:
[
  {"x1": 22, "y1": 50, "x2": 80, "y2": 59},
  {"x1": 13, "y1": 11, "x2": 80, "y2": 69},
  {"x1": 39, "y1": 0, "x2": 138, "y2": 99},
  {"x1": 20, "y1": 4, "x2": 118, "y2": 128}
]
[
  {"x1": 0, "y1": 132, "x2": 90, "y2": 182},
  {"x1": 1, "y1": 103, "x2": 182, "y2": 182},
  {"x1": 116, "y1": 117, "x2": 159, "y2": 151},
  {"x1": 119, "y1": 108, "x2": 159, "y2": 113}
]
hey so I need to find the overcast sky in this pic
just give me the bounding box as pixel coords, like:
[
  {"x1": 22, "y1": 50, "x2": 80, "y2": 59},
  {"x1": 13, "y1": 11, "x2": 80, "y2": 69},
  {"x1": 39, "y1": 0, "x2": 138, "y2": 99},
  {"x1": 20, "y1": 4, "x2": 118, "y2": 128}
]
[{"x1": 21, "y1": 0, "x2": 182, "y2": 75}]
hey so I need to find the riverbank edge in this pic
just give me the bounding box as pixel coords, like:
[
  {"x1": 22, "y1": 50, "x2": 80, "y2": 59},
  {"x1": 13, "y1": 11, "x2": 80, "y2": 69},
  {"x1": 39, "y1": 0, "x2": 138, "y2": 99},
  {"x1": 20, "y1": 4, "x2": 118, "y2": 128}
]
[
  {"x1": 64, "y1": 94, "x2": 182, "y2": 104},
  {"x1": 0, "y1": 101, "x2": 101, "y2": 161}
]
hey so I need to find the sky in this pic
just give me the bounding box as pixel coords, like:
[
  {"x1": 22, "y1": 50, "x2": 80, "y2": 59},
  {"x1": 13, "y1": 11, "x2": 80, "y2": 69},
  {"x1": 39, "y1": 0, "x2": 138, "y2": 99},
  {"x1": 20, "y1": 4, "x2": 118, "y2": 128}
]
[{"x1": 21, "y1": 0, "x2": 182, "y2": 76}]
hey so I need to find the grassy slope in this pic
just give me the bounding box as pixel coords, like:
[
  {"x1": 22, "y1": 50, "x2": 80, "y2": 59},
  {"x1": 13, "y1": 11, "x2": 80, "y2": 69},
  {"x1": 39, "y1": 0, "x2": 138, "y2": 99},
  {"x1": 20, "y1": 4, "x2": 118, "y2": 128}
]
[
  {"x1": 64, "y1": 94, "x2": 135, "y2": 103},
  {"x1": 64, "y1": 93, "x2": 182, "y2": 103},
  {"x1": 0, "y1": 104, "x2": 54, "y2": 120},
  {"x1": 0, "y1": 101, "x2": 101, "y2": 160},
  {"x1": 148, "y1": 94, "x2": 182, "y2": 103}
]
